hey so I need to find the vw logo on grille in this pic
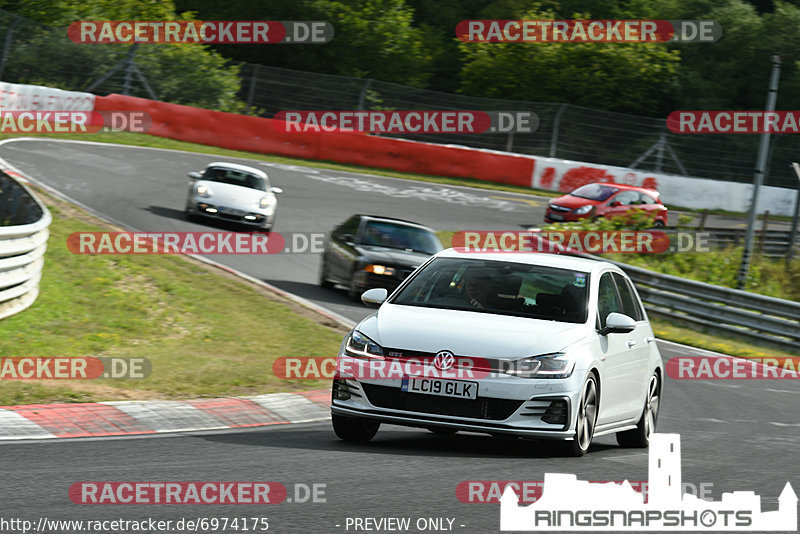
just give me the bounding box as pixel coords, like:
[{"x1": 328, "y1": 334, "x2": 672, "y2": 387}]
[{"x1": 433, "y1": 351, "x2": 455, "y2": 371}]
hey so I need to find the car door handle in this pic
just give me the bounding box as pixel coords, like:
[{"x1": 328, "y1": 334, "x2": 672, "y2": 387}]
[
  {"x1": 644, "y1": 337, "x2": 655, "y2": 344},
  {"x1": 627, "y1": 340, "x2": 637, "y2": 348}
]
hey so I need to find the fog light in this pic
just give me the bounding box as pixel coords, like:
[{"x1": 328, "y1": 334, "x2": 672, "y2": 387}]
[
  {"x1": 205, "y1": 207, "x2": 218, "y2": 213},
  {"x1": 244, "y1": 215, "x2": 257, "y2": 220},
  {"x1": 333, "y1": 379, "x2": 351, "y2": 400},
  {"x1": 364, "y1": 264, "x2": 395, "y2": 276}
]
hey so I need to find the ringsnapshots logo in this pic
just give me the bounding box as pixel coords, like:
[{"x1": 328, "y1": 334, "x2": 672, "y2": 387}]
[{"x1": 500, "y1": 434, "x2": 797, "y2": 531}]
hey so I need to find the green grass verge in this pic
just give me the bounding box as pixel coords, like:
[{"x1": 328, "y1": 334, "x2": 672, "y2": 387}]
[{"x1": 0, "y1": 190, "x2": 346, "y2": 405}]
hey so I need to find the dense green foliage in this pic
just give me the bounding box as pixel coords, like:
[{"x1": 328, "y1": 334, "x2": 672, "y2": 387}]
[
  {"x1": 173, "y1": 0, "x2": 800, "y2": 115},
  {"x1": 0, "y1": 0, "x2": 246, "y2": 111},
  {"x1": 3, "y1": 0, "x2": 800, "y2": 115}
]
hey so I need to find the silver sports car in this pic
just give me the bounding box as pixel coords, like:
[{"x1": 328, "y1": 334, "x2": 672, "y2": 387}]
[{"x1": 185, "y1": 162, "x2": 282, "y2": 231}]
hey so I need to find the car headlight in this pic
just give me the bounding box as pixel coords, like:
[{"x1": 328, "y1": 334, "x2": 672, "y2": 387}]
[
  {"x1": 573, "y1": 205, "x2": 593, "y2": 215},
  {"x1": 344, "y1": 331, "x2": 384, "y2": 360},
  {"x1": 196, "y1": 185, "x2": 212, "y2": 198},
  {"x1": 503, "y1": 353, "x2": 574, "y2": 379},
  {"x1": 363, "y1": 264, "x2": 395, "y2": 276},
  {"x1": 259, "y1": 197, "x2": 273, "y2": 209}
]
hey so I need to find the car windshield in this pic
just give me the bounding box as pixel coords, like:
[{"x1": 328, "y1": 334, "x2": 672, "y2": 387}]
[
  {"x1": 571, "y1": 183, "x2": 618, "y2": 201},
  {"x1": 391, "y1": 257, "x2": 589, "y2": 323},
  {"x1": 359, "y1": 221, "x2": 443, "y2": 254},
  {"x1": 203, "y1": 167, "x2": 268, "y2": 192}
]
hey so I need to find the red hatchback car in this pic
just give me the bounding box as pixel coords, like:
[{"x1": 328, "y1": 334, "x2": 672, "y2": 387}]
[{"x1": 544, "y1": 183, "x2": 668, "y2": 227}]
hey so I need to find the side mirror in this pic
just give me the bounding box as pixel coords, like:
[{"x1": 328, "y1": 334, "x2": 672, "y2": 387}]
[
  {"x1": 341, "y1": 233, "x2": 355, "y2": 244},
  {"x1": 361, "y1": 288, "x2": 388, "y2": 307},
  {"x1": 271, "y1": 187, "x2": 283, "y2": 195},
  {"x1": 599, "y1": 312, "x2": 636, "y2": 336},
  {"x1": 188, "y1": 171, "x2": 202, "y2": 180},
  {"x1": 609, "y1": 201, "x2": 621, "y2": 207}
]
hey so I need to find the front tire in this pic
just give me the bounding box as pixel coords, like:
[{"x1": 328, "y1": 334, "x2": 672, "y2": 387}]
[
  {"x1": 319, "y1": 258, "x2": 333, "y2": 289},
  {"x1": 332, "y1": 414, "x2": 380, "y2": 442},
  {"x1": 617, "y1": 373, "x2": 660, "y2": 448},
  {"x1": 564, "y1": 373, "x2": 598, "y2": 457},
  {"x1": 347, "y1": 274, "x2": 362, "y2": 302}
]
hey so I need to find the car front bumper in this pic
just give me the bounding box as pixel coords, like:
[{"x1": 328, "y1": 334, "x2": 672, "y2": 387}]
[
  {"x1": 330, "y1": 373, "x2": 583, "y2": 440},
  {"x1": 187, "y1": 200, "x2": 275, "y2": 228}
]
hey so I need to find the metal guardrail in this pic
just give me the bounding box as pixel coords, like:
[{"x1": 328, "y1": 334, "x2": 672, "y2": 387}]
[
  {"x1": 701, "y1": 227, "x2": 799, "y2": 258},
  {"x1": 611, "y1": 261, "x2": 800, "y2": 352},
  {"x1": 0, "y1": 171, "x2": 51, "y2": 320}
]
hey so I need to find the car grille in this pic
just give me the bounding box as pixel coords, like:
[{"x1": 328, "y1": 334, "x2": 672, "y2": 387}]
[
  {"x1": 382, "y1": 348, "x2": 497, "y2": 373},
  {"x1": 548, "y1": 204, "x2": 571, "y2": 213},
  {"x1": 361, "y1": 384, "x2": 523, "y2": 421}
]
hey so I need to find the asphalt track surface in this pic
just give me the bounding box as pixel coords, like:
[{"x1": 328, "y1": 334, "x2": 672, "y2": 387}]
[{"x1": 0, "y1": 138, "x2": 797, "y2": 533}]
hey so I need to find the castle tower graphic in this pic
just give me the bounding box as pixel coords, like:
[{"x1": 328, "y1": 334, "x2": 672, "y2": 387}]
[
  {"x1": 500, "y1": 433, "x2": 798, "y2": 531},
  {"x1": 648, "y1": 433, "x2": 681, "y2": 506}
]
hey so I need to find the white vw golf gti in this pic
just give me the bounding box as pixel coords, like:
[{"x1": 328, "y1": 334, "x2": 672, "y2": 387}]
[{"x1": 330, "y1": 250, "x2": 663, "y2": 456}]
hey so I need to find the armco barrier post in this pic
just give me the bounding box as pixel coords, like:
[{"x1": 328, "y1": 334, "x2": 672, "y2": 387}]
[{"x1": 789, "y1": 163, "x2": 800, "y2": 262}]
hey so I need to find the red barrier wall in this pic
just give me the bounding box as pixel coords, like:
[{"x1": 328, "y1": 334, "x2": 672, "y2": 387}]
[{"x1": 94, "y1": 94, "x2": 535, "y2": 187}]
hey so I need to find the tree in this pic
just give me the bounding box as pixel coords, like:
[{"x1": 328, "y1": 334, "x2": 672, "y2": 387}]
[
  {"x1": 457, "y1": 8, "x2": 681, "y2": 116},
  {"x1": 175, "y1": 0, "x2": 435, "y2": 87},
  {"x1": 0, "y1": 0, "x2": 247, "y2": 111}
]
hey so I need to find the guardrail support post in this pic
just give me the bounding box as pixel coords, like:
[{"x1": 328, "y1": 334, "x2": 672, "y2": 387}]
[
  {"x1": 737, "y1": 55, "x2": 782, "y2": 289},
  {"x1": 789, "y1": 163, "x2": 800, "y2": 262},
  {"x1": 549, "y1": 103, "x2": 567, "y2": 158},
  {"x1": 506, "y1": 131, "x2": 514, "y2": 152},
  {"x1": 357, "y1": 78, "x2": 373, "y2": 111},
  {"x1": 758, "y1": 210, "x2": 770, "y2": 255},
  {"x1": 245, "y1": 63, "x2": 260, "y2": 115}
]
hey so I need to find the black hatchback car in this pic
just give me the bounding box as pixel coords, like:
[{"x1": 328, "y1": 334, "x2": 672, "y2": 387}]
[{"x1": 319, "y1": 215, "x2": 443, "y2": 301}]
